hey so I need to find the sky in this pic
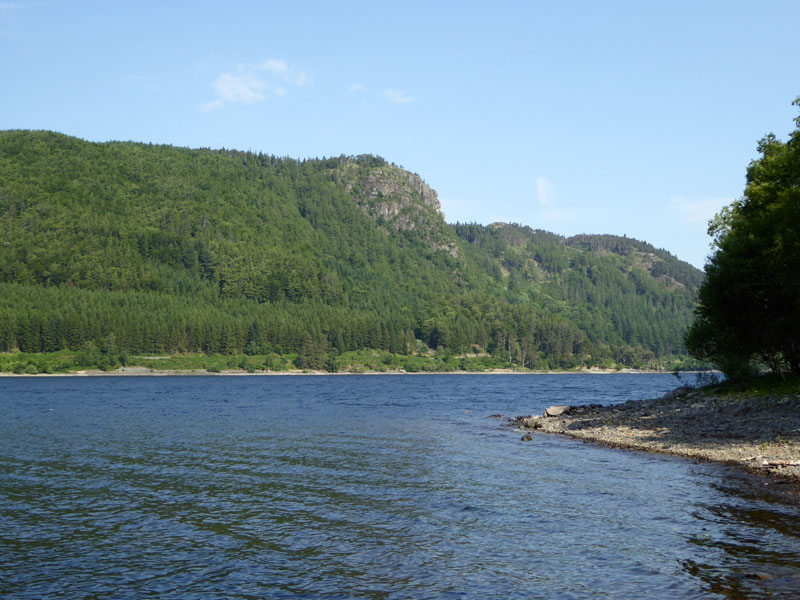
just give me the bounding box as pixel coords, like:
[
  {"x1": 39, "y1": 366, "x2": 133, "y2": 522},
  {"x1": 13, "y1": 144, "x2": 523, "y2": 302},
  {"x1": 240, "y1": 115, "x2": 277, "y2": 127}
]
[{"x1": 2, "y1": 1, "x2": 799, "y2": 269}]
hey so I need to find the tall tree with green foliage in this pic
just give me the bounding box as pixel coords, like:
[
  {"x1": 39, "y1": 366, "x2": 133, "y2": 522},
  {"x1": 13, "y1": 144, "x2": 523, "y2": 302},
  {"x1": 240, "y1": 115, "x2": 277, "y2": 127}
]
[{"x1": 686, "y1": 98, "x2": 800, "y2": 378}]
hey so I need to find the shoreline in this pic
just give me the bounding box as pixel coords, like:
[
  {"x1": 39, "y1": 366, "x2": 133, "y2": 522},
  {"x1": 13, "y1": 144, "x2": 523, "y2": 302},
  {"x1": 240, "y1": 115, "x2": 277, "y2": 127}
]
[
  {"x1": 517, "y1": 387, "x2": 800, "y2": 490},
  {"x1": 0, "y1": 367, "x2": 678, "y2": 377}
]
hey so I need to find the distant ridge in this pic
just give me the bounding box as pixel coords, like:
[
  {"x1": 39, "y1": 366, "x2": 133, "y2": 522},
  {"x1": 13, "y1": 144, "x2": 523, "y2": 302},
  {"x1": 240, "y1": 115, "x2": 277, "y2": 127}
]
[{"x1": 0, "y1": 130, "x2": 702, "y2": 370}]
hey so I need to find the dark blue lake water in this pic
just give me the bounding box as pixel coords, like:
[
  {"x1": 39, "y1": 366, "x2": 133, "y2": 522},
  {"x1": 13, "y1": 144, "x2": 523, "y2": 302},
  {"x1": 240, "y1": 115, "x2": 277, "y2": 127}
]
[{"x1": 1, "y1": 374, "x2": 799, "y2": 599}]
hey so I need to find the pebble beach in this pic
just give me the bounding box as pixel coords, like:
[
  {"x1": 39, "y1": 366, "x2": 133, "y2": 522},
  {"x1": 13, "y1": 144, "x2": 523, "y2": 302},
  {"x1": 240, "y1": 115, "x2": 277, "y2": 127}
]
[{"x1": 517, "y1": 386, "x2": 800, "y2": 488}]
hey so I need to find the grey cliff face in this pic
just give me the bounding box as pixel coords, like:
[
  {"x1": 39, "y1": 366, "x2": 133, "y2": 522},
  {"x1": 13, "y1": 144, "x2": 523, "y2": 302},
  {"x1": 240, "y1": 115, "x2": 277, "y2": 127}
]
[
  {"x1": 334, "y1": 164, "x2": 458, "y2": 257},
  {"x1": 360, "y1": 168, "x2": 441, "y2": 214},
  {"x1": 339, "y1": 166, "x2": 442, "y2": 226}
]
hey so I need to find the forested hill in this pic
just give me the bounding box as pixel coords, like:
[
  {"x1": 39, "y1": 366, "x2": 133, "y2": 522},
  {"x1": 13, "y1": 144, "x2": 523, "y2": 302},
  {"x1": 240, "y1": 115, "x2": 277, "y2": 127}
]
[{"x1": 0, "y1": 130, "x2": 702, "y2": 370}]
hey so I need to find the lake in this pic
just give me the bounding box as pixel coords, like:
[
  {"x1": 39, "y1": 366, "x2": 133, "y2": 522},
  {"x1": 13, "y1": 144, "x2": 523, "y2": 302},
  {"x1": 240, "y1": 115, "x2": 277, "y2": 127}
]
[{"x1": 1, "y1": 374, "x2": 799, "y2": 598}]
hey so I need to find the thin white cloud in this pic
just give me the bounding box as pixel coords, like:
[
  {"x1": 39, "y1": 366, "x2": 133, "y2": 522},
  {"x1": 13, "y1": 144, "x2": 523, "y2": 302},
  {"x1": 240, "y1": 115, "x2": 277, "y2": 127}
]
[
  {"x1": 260, "y1": 58, "x2": 289, "y2": 74},
  {"x1": 668, "y1": 196, "x2": 732, "y2": 226},
  {"x1": 349, "y1": 82, "x2": 366, "y2": 93},
  {"x1": 203, "y1": 58, "x2": 311, "y2": 111},
  {"x1": 384, "y1": 89, "x2": 416, "y2": 104},
  {"x1": 537, "y1": 177, "x2": 556, "y2": 206},
  {"x1": 293, "y1": 72, "x2": 312, "y2": 87},
  {"x1": 213, "y1": 70, "x2": 268, "y2": 104},
  {"x1": 201, "y1": 99, "x2": 224, "y2": 113},
  {"x1": 533, "y1": 178, "x2": 574, "y2": 224}
]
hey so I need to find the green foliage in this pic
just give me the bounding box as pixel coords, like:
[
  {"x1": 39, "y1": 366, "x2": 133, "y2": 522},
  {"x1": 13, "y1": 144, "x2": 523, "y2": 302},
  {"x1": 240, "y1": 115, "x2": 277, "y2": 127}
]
[
  {"x1": 0, "y1": 130, "x2": 703, "y2": 370},
  {"x1": 0, "y1": 350, "x2": 77, "y2": 373},
  {"x1": 73, "y1": 338, "x2": 125, "y2": 371},
  {"x1": 452, "y1": 222, "x2": 699, "y2": 363},
  {"x1": 687, "y1": 98, "x2": 800, "y2": 379}
]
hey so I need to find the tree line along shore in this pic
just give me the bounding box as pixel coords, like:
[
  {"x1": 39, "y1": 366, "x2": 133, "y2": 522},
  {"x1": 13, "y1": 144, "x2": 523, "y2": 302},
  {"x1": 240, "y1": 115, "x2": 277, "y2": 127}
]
[
  {"x1": 1, "y1": 130, "x2": 702, "y2": 373},
  {"x1": 0, "y1": 349, "x2": 692, "y2": 376}
]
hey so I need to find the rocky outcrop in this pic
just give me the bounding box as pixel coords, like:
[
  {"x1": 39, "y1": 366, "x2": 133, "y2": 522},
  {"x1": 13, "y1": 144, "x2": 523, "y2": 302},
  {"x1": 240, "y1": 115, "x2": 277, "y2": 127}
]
[
  {"x1": 356, "y1": 167, "x2": 441, "y2": 216},
  {"x1": 333, "y1": 163, "x2": 459, "y2": 257},
  {"x1": 515, "y1": 388, "x2": 800, "y2": 486}
]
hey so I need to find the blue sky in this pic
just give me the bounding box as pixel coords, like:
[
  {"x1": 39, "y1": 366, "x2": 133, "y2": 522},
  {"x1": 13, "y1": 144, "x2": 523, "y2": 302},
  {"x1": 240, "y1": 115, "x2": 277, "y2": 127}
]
[{"x1": 2, "y1": 1, "x2": 799, "y2": 268}]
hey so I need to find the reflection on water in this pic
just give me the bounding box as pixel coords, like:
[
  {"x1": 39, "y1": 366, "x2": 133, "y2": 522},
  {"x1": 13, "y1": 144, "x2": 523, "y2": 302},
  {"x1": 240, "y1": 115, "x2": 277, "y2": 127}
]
[
  {"x1": 680, "y1": 470, "x2": 800, "y2": 599},
  {"x1": 1, "y1": 374, "x2": 799, "y2": 599}
]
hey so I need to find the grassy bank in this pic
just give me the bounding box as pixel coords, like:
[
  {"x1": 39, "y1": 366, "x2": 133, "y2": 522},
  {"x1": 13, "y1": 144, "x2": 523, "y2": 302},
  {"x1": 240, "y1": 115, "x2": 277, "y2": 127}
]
[
  {"x1": 0, "y1": 349, "x2": 701, "y2": 375},
  {"x1": 0, "y1": 349, "x2": 541, "y2": 375}
]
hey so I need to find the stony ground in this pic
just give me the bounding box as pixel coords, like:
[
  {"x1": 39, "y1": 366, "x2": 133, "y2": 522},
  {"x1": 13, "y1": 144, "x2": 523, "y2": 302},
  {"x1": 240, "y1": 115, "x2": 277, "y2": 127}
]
[{"x1": 516, "y1": 387, "x2": 800, "y2": 484}]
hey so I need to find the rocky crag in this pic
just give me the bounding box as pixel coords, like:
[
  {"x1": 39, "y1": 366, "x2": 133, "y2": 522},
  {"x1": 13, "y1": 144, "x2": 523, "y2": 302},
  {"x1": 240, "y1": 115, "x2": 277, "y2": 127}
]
[{"x1": 333, "y1": 162, "x2": 459, "y2": 257}]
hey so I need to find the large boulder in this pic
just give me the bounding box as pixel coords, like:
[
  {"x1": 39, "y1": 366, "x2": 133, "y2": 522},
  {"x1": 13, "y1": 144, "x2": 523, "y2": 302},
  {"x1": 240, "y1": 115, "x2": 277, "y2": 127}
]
[
  {"x1": 662, "y1": 386, "x2": 692, "y2": 401},
  {"x1": 544, "y1": 405, "x2": 572, "y2": 417}
]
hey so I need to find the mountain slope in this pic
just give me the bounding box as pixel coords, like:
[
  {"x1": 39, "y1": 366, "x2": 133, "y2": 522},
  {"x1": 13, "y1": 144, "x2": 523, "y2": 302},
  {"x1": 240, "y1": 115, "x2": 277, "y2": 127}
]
[{"x1": 0, "y1": 130, "x2": 702, "y2": 369}]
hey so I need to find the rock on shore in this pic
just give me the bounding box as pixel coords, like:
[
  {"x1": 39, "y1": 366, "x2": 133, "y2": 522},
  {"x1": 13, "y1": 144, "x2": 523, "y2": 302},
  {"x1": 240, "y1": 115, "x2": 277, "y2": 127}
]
[{"x1": 516, "y1": 387, "x2": 800, "y2": 483}]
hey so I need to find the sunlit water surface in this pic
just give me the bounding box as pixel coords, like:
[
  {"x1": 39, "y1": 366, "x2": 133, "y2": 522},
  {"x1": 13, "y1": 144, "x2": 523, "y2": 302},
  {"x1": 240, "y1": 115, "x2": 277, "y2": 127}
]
[{"x1": 2, "y1": 374, "x2": 799, "y2": 599}]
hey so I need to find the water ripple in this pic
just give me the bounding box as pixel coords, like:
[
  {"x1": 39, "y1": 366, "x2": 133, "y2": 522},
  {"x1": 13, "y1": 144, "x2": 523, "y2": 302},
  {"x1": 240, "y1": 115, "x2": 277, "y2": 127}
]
[{"x1": 1, "y1": 374, "x2": 799, "y2": 598}]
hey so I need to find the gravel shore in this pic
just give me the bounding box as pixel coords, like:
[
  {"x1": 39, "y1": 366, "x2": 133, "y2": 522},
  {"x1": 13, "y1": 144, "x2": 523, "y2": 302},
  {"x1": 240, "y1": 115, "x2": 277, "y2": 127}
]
[{"x1": 517, "y1": 387, "x2": 800, "y2": 484}]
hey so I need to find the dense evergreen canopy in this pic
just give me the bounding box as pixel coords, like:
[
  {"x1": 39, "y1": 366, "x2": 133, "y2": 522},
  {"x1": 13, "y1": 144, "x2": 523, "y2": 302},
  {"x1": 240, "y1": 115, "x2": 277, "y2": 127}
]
[
  {"x1": 0, "y1": 130, "x2": 702, "y2": 369},
  {"x1": 686, "y1": 99, "x2": 800, "y2": 379}
]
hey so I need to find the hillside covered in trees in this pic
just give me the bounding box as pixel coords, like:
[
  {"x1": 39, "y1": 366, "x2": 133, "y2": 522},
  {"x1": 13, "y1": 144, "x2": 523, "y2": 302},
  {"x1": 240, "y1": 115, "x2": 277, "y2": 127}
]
[{"x1": 0, "y1": 130, "x2": 703, "y2": 371}]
